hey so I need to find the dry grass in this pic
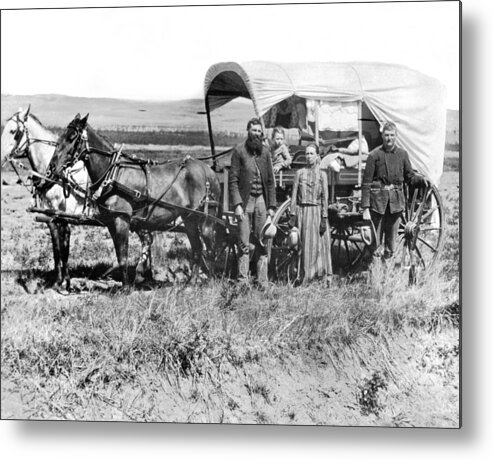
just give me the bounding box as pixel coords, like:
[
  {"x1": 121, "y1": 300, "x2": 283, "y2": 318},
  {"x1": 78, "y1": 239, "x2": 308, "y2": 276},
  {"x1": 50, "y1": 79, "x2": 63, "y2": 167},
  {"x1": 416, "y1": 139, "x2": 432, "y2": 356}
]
[{"x1": 0, "y1": 166, "x2": 460, "y2": 426}]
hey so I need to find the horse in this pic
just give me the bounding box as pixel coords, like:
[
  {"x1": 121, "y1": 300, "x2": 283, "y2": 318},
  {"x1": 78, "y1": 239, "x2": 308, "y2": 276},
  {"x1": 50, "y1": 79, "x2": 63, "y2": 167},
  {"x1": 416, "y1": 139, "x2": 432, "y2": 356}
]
[
  {"x1": 47, "y1": 113, "x2": 222, "y2": 289},
  {"x1": 1, "y1": 106, "x2": 92, "y2": 291}
]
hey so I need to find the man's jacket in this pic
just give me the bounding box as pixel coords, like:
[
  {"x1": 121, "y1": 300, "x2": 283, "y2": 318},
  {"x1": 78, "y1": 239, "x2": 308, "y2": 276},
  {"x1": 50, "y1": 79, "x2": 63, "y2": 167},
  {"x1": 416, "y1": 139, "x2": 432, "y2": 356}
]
[
  {"x1": 229, "y1": 141, "x2": 276, "y2": 211},
  {"x1": 361, "y1": 145, "x2": 425, "y2": 214}
]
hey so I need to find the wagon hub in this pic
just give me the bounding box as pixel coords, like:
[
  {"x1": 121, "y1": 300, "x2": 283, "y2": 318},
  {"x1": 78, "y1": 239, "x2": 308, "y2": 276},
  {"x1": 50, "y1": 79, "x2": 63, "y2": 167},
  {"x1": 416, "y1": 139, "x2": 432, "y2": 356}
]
[{"x1": 404, "y1": 220, "x2": 420, "y2": 241}]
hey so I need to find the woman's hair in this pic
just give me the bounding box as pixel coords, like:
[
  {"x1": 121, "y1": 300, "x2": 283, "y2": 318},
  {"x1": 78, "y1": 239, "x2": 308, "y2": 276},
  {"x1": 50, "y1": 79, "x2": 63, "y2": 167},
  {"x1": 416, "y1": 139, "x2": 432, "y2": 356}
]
[
  {"x1": 306, "y1": 143, "x2": 320, "y2": 155},
  {"x1": 272, "y1": 126, "x2": 285, "y2": 139},
  {"x1": 306, "y1": 143, "x2": 321, "y2": 166}
]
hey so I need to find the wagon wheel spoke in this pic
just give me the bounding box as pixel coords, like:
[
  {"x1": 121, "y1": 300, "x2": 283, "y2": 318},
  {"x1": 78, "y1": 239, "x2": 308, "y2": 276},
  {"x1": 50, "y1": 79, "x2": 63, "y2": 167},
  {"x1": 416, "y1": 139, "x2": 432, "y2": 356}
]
[
  {"x1": 409, "y1": 188, "x2": 419, "y2": 220},
  {"x1": 417, "y1": 236, "x2": 438, "y2": 253},
  {"x1": 350, "y1": 246, "x2": 366, "y2": 268},
  {"x1": 269, "y1": 199, "x2": 301, "y2": 282},
  {"x1": 419, "y1": 226, "x2": 442, "y2": 232},
  {"x1": 337, "y1": 236, "x2": 343, "y2": 260},
  {"x1": 400, "y1": 210, "x2": 409, "y2": 225},
  {"x1": 421, "y1": 205, "x2": 439, "y2": 222},
  {"x1": 394, "y1": 183, "x2": 444, "y2": 281},
  {"x1": 352, "y1": 240, "x2": 363, "y2": 254},
  {"x1": 344, "y1": 238, "x2": 351, "y2": 264},
  {"x1": 414, "y1": 245, "x2": 426, "y2": 269},
  {"x1": 411, "y1": 196, "x2": 426, "y2": 223},
  {"x1": 414, "y1": 187, "x2": 433, "y2": 221},
  {"x1": 275, "y1": 251, "x2": 293, "y2": 268},
  {"x1": 212, "y1": 232, "x2": 238, "y2": 278}
]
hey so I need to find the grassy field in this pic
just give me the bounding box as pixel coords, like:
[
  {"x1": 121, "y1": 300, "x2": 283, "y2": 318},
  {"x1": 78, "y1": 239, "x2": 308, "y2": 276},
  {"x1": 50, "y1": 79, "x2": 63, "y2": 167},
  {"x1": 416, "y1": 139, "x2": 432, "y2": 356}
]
[{"x1": 0, "y1": 151, "x2": 460, "y2": 426}]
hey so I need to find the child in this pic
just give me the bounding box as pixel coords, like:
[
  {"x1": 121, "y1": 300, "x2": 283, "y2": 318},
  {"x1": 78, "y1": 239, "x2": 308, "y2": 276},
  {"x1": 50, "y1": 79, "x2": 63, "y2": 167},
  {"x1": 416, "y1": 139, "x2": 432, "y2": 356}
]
[{"x1": 270, "y1": 127, "x2": 292, "y2": 174}]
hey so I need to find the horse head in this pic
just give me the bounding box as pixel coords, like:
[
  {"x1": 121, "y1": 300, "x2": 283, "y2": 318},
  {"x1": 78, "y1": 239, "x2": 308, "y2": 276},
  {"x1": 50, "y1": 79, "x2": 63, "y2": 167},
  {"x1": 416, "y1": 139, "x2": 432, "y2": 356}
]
[
  {"x1": 48, "y1": 113, "x2": 89, "y2": 179},
  {"x1": 1, "y1": 106, "x2": 31, "y2": 165}
]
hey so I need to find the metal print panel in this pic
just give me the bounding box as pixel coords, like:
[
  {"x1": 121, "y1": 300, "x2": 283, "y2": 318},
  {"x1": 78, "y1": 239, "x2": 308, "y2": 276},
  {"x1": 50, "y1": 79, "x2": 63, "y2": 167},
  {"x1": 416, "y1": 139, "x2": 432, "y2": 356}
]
[{"x1": 1, "y1": 1, "x2": 460, "y2": 427}]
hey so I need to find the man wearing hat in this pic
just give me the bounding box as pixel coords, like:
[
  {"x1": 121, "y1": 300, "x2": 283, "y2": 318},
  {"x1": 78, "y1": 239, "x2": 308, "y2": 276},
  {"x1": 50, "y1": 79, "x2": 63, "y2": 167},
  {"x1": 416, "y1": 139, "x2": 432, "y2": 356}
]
[
  {"x1": 361, "y1": 121, "x2": 430, "y2": 261},
  {"x1": 229, "y1": 117, "x2": 277, "y2": 286}
]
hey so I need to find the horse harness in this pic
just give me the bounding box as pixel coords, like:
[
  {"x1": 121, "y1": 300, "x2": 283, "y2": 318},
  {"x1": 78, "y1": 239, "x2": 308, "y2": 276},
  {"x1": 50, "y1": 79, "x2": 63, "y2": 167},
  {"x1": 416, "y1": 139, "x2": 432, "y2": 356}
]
[
  {"x1": 4, "y1": 113, "x2": 90, "y2": 203},
  {"x1": 65, "y1": 128, "x2": 223, "y2": 227}
]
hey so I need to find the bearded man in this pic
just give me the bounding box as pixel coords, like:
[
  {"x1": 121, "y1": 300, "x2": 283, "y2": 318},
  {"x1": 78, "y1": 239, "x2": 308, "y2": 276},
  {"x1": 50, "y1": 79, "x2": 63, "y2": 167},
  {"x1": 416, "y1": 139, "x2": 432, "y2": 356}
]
[{"x1": 229, "y1": 117, "x2": 276, "y2": 286}]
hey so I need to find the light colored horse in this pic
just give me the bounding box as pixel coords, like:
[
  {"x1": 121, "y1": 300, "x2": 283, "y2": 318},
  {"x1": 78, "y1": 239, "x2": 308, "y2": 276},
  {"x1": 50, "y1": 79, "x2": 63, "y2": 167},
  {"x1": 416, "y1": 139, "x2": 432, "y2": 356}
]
[{"x1": 1, "y1": 106, "x2": 91, "y2": 290}]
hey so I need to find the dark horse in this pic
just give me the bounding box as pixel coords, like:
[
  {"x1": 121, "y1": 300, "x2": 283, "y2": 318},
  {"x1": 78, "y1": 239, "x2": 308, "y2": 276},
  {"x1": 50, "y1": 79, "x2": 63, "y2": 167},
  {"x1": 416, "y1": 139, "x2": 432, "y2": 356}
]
[{"x1": 48, "y1": 114, "x2": 222, "y2": 289}]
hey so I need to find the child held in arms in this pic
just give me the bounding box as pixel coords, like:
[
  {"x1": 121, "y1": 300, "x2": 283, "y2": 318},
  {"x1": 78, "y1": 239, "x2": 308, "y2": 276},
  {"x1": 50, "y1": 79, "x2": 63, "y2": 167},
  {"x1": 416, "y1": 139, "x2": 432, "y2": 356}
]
[{"x1": 269, "y1": 126, "x2": 292, "y2": 174}]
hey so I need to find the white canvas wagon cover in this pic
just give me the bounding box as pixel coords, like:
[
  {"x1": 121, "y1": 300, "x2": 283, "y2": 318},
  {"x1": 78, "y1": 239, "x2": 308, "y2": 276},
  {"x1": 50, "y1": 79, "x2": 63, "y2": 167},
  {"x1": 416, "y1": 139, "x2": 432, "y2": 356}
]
[{"x1": 204, "y1": 61, "x2": 447, "y2": 183}]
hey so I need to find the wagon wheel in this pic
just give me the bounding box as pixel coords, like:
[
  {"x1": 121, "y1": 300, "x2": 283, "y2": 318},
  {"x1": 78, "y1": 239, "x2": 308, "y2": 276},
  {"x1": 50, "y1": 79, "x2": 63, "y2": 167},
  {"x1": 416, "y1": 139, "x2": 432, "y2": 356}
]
[
  {"x1": 267, "y1": 199, "x2": 300, "y2": 283},
  {"x1": 394, "y1": 183, "x2": 444, "y2": 283},
  {"x1": 329, "y1": 209, "x2": 372, "y2": 274},
  {"x1": 210, "y1": 219, "x2": 239, "y2": 279}
]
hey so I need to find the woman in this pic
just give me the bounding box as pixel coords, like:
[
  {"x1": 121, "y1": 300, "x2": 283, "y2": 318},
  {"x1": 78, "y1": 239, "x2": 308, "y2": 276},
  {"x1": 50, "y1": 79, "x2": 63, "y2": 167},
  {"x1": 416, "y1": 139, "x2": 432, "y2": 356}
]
[
  {"x1": 289, "y1": 143, "x2": 332, "y2": 284},
  {"x1": 270, "y1": 126, "x2": 292, "y2": 174}
]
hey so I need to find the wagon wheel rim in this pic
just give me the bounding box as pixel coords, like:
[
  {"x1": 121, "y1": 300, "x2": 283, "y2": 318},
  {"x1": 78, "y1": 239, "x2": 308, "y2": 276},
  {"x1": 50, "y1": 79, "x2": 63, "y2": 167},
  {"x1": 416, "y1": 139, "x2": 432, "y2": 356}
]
[{"x1": 395, "y1": 183, "x2": 444, "y2": 281}]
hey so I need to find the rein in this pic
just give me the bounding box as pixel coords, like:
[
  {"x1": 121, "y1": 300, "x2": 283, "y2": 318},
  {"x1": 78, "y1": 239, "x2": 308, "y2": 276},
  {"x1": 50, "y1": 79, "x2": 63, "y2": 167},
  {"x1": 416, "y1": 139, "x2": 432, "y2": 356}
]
[
  {"x1": 143, "y1": 157, "x2": 189, "y2": 221},
  {"x1": 195, "y1": 148, "x2": 232, "y2": 162},
  {"x1": 8, "y1": 157, "x2": 71, "y2": 191},
  {"x1": 63, "y1": 128, "x2": 177, "y2": 196},
  {"x1": 66, "y1": 129, "x2": 223, "y2": 223}
]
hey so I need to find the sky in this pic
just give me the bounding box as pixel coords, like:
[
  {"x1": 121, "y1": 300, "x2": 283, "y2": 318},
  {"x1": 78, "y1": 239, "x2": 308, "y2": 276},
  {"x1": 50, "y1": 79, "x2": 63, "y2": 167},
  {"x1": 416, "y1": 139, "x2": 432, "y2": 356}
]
[{"x1": 1, "y1": 1, "x2": 460, "y2": 109}]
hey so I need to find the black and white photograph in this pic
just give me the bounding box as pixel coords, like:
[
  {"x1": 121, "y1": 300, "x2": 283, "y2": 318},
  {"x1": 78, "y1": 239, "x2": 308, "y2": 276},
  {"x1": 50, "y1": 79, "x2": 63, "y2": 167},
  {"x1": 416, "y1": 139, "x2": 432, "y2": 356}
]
[{"x1": 1, "y1": 0, "x2": 462, "y2": 436}]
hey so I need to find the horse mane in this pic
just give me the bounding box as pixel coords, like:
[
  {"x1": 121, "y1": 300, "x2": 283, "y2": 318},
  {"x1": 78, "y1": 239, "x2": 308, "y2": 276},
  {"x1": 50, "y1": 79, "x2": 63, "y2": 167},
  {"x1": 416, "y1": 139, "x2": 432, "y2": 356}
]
[
  {"x1": 7, "y1": 111, "x2": 43, "y2": 126},
  {"x1": 28, "y1": 113, "x2": 44, "y2": 126},
  {"x1": 85, "y1": 122, "x2": 114, "y2": 151},
  {"x1": 6, "y1": 111, "x2": 56, "y2": 141},
  {"x1": 6, "y1": 110, "x2": 54, "y2": 142},
  {"x1": 28, "y1": 113, "x2": 58, "y2": 140}
]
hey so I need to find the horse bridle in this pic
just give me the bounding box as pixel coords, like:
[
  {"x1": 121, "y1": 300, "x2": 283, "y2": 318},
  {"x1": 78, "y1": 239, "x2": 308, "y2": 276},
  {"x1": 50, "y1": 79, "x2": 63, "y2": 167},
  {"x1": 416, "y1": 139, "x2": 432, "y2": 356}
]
[
  {"x1": 2, "y1": 113, "x2": 58, "y2": 166},
  {"x1": 50, "y1": 122, "x2": 118, "y2": 196},
  {"x1": 62, "y1": 123, "x2": 90, "y2": 169}
]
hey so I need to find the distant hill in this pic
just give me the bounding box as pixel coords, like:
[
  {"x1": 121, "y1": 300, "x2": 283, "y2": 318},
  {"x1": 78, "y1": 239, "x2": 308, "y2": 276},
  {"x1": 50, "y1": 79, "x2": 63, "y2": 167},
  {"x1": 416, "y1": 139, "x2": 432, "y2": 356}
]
[
  {"x1": 1, "y1": 93, "x2": 457, "y2": 136},
  {"x1": 1, "y1": 94, "x2": 255, "y2": 133}
]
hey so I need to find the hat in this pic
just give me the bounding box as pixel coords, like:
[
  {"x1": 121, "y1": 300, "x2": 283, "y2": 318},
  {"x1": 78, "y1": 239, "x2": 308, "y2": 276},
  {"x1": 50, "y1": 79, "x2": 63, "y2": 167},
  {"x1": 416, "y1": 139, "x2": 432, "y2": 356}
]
[
  {"x1": 287, "y1": 226, "x2": 300, "y2": 249},
  {"x1": 260, "y1": 216, "x2": 277, "y2": 245}
]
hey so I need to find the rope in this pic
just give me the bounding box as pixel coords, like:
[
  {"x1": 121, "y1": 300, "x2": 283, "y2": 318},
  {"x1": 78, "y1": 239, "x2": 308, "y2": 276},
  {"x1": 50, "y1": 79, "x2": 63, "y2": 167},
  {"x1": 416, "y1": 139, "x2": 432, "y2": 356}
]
[{"x1": 7, "y1": 158, "x2": 63, "y2": 187}]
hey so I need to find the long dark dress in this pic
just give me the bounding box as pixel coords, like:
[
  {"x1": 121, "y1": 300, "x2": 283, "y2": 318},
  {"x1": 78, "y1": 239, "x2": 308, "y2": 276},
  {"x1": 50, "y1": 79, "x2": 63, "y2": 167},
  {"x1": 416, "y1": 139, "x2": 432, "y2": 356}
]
[{"x1": 290, "y1": 166, "x2": 332, "y2": 282}]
